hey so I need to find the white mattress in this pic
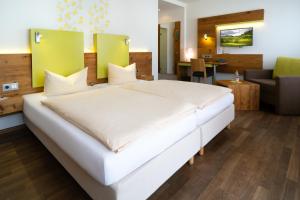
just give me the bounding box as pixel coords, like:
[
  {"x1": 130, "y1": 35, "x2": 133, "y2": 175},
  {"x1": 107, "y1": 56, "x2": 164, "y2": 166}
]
[
  {"x1": 94, "y1": 82, "x2": 234, "y2": 125},
  {"x1": 23, "y1": 83, "x2": 233, "y2": 187},
  {"x1": 23, "y1": 91, "x2": 198, "y2": 186},
  {"x1": 196, "y1": 93, "x2": 234, "y2": 125}
]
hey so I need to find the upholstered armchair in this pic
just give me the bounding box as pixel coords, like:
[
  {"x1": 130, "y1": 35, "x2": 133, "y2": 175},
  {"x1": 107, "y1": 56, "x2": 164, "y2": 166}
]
[{"x1": 244, "y1": 57, "x2": 300, "y2": 115}]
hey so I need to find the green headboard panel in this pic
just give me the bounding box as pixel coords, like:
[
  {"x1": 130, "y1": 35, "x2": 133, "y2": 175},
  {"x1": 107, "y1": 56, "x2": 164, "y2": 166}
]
[
  {"x1": 30, "y1": 29, "x2": 84, "y2": 88},
  {"x1": 94, "y1": 33, "x2": 129, "y2": 79}
]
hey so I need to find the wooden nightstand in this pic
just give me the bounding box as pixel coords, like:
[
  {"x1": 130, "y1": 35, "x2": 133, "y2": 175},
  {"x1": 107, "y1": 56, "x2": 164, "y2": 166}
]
[
  {"x1": 0, "y1": 96, "x2": 23, "y2": 116},
  {"x1": 217, "y1": 80, "x2": 260, "y2": 111}
]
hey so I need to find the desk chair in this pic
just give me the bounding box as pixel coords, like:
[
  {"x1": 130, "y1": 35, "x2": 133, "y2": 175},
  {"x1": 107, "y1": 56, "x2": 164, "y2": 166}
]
[{"x1": 191, "y1": 58, "x2": 213, "y2": 83}]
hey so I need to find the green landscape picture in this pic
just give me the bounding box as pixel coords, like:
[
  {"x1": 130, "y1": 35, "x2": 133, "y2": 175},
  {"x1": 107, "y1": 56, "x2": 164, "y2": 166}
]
[{"x1": 220, "y1": 28, "x2": 253, "y2": 47}]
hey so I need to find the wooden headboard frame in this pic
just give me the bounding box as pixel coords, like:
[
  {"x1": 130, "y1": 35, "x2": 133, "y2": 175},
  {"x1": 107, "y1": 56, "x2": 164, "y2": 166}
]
[{"x1": 0, "y1": 52, "x2": 152, "y2": 116}]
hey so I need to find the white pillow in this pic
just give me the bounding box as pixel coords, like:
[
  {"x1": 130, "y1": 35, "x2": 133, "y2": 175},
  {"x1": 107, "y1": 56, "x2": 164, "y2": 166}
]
[
  {"x1": 108, "y1": 63, "x2": 137, "y2": 85},
  {"x1": 44, "y1": 67, "x2": 88, "y2": 96}
]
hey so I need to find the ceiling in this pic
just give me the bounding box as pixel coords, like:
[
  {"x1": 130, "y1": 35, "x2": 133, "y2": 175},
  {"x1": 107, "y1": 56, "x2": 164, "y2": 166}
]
[
  {"x1": 177, "y1": 0, "x2": 198, "y2": 3},
  {"x1": 158, "y1": 0, "x2": 198, "y2": 11},
  {"x1": 159, "y1": 1, "x2": 182, "y2": 11}
]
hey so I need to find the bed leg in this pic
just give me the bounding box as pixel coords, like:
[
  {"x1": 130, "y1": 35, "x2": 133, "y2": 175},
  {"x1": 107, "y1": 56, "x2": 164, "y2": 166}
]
[
  {"x1": 199, "y1": 147, "x2": 204, "y2": 156},
  {"x1": 227, "y1": 123, "x2": 231, "y2": 129},
  {"x1": 188, "y1": 157, "x2": 194, "y2": 165}
]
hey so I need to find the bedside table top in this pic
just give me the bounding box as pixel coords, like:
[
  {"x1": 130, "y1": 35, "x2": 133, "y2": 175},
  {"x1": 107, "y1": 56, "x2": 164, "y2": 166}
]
[{"x1": 216, "y1": 80, "x2": 259, "y2": 87}]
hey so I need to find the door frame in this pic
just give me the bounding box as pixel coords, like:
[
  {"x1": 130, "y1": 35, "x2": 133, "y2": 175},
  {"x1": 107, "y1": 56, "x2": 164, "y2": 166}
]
[
  {"x1": 158, "y1": 24, "x2": 161, "y2": 73},
  {"x1": 173, "y1": 21, "x2": 181, "y2": 75}
]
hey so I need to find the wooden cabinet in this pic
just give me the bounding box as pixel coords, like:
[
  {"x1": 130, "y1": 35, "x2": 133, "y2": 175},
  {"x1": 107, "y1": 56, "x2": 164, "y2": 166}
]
[{"x1": 217, "y1": 80, "x2": 260, "y2": 111}]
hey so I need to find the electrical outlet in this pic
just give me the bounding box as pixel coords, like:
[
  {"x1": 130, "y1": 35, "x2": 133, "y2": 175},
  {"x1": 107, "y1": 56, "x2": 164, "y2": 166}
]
[{"x1": 2, "y1": 82, "x2": 19, "y2": 92}]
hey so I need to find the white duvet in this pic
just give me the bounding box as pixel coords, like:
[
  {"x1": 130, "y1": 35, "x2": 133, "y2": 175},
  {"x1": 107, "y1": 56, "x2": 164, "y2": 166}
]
[
  {"x1": 41, "y1": 87, "x2": 196, "y2": 152},
  {"x1": 121, "y1": 80, "x2": 232, "y2": 109}
]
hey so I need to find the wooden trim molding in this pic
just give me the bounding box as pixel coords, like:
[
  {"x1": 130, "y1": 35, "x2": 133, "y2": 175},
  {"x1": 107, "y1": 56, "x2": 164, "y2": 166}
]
[
  {"x1": 0, "y1": 52, "x2": 152, "y2": 116},
  {"x1": 198, "y1": 9, "x2": 264, "y2": 25},
  {"x1": 215, "y1": 54, "x2": 263, "y2": 73}
]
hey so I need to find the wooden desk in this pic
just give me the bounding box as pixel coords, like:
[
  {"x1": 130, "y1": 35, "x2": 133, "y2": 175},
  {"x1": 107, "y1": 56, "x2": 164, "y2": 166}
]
[
  {"x1": 177, "y1": 61, "x2": 227, "y2": 83},
  {"x1": 217, "y1": 80, "x2": 260, "y2": 111}
]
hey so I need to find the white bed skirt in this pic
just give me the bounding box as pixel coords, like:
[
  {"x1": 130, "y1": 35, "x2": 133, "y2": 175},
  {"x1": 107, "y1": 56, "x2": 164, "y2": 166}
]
[
  {"x1": 201, "y1": 104, "x2": 235, "y2": 147},
  {"x1": 25, "y1": 117, "x2": 201, "y2": 200}
]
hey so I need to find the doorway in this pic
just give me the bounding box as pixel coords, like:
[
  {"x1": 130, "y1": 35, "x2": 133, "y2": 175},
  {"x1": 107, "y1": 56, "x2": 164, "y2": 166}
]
[
  {"x1": 158, "y1": 21, "x2": 181, "y2": 76},
  {"x1": 158, "y1": 0, "x2": 185, "y2": 80}
]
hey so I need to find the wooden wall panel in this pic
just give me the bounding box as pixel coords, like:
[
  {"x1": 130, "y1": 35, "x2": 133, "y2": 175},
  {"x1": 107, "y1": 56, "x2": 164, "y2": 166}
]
[
  {"x1": 198, "y1": 23, "x2": 217, "y2": 55},
  {"x1": 0, "y1": 54, "x2": 42, "y2": 97},
  {"x1": 130, "y1": 52, "x2": 152, "y2": 80},
  {"x1": 197, "y1": 9, "x2": 264, "y2": 72},
  {"x1": 0, "y1": 52, "x2": 152, "y2": 116},
  {"x1": 198, "y1": 9, "x2": 264, "y2": 25},
  {"x1": 84, "y1": 53, "x2": 108, "y2": 85},
  {"x1": 214, "y1": 54, "x2": 263, "y2": 73}
]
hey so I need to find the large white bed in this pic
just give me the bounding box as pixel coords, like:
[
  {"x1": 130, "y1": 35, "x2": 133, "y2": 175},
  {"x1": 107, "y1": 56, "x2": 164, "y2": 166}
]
[
  {"x1": 23, "y1": 91, "x2": 198, "y2": 185},
  {"x1": 23, "y1": 81, "x2": 234, "y2": 200}
]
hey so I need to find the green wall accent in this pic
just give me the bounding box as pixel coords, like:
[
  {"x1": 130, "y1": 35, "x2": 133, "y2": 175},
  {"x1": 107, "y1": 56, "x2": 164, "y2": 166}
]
[
  {"x1": 94, "y1": 33, "x2": 129, "y2": 79},
  {"x1": 30, "y1": 29, "x2": 84, "y2": 88}
]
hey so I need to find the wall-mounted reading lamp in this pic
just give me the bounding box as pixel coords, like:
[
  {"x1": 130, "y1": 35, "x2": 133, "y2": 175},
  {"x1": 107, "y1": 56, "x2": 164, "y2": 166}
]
[
  {"x1": 35, "y1": 32, "x2": 42, "y2": 44},
  {"x1": 204, "y1": 33, "x2": 208, "y2": 40},
  {"x1": 125, "y1": 37, "x2": 131, "y2": 45}
]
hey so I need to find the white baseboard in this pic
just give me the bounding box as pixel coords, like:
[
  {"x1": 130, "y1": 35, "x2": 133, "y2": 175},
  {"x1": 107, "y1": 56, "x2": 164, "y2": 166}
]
[{"x1": 0, "y1": 113, "x2": 24, "y2": 131}]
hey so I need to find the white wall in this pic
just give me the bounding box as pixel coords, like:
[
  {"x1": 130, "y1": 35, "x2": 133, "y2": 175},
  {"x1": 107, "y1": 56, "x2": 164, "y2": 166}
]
[
  {"x1": 186, "y1": 0, "x2": 300, "y2": 68},
  {"x1": 0, "y1": 0, "x2": 158, "y2": 130},
  {"x1": 160, "y1": 23, "x2": 175, "y2": 74},
  {"x1": 0, "y1": 0, "x2": 158, "y2": 77},
  {"x1": 0, "y1": 114, "x2": 24, "y2": 130},
  {"x1": 159, "y1": 5, "x2": 184, "y2": 24}
]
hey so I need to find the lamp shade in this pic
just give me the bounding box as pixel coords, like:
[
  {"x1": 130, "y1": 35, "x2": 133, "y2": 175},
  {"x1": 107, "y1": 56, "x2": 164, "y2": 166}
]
[{"x1": 185, "y1": 48, "x2": 194, "y2": 62}]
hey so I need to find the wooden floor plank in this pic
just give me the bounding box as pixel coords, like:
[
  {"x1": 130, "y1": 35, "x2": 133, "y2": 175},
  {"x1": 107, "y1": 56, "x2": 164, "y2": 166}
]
[{"x1": 251, "y1": 186, "x2": 270, "y2": 200}]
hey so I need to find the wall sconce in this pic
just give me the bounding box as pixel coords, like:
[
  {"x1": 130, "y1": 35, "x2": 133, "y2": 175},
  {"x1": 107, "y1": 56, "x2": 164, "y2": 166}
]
[
  {"x1": 125, "y1": 37, "x2": 131, "y2": 45},
  {"x1": 35, "y1": 32, "x2": 42, "y2": 44},
  {"x1": 204, "y1": 34, "x2": 208, "y2": 40}
]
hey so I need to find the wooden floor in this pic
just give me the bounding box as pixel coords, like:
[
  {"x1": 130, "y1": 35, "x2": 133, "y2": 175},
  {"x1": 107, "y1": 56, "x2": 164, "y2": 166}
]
[
  {"x1": 0, "y1": 111, "x2": 299, "y2": 200},
  {"x1": 158, "y1": 73, "x2": 177, "y2": 80}
]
